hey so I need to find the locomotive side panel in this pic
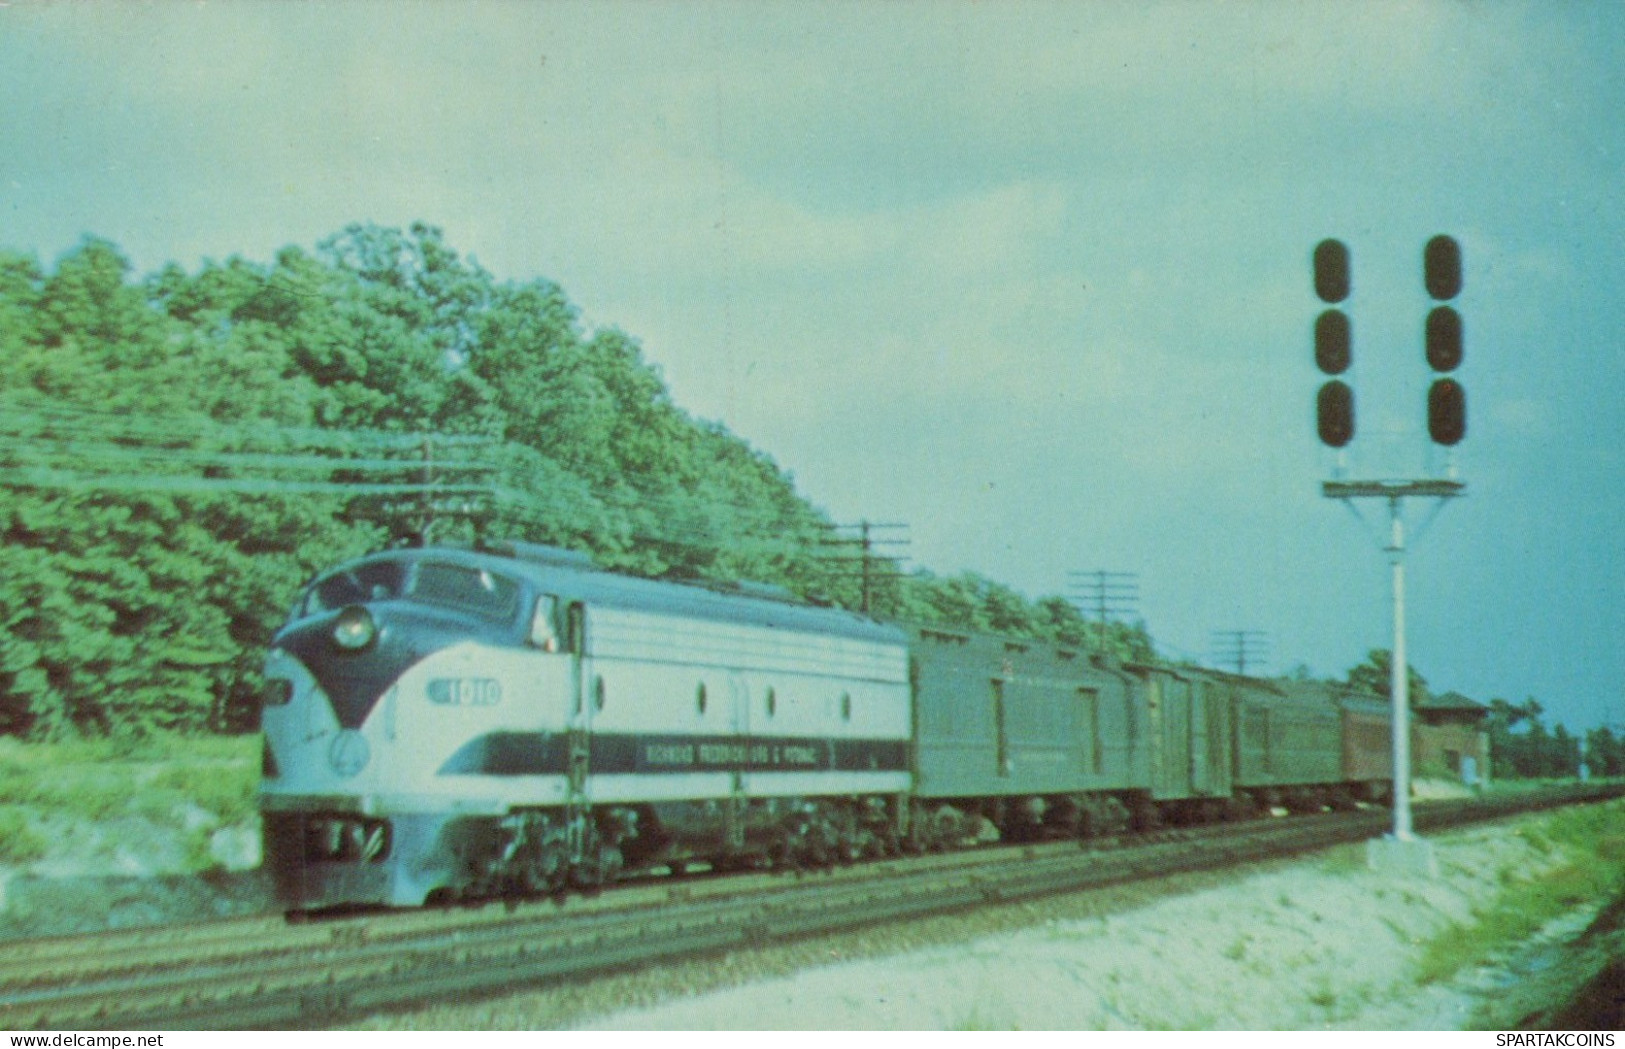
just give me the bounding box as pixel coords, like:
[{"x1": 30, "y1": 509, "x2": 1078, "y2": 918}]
[{"x1": 582, "y1": 604, "x2": 912, "y2": 805}]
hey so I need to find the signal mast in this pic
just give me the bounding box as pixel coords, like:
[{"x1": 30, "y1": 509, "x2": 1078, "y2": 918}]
[{"x1": 1311, "y1": 235, "x2": 1468, "y2": 874}]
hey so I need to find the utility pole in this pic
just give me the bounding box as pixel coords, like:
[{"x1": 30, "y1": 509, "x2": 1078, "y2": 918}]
[
  {"x1": 823, "y1": 521, "x2": 910, "y2": 615},
  {"x1": 1211, "y1": 630, "x2": 1270, "y2": 676},
  {"x1": 1067, "y1": 570, "x2": 1139, "y2": 654}
]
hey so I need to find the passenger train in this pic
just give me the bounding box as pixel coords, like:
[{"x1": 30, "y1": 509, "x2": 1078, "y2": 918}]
[{"x1": 260, "y1": 540, "x2": 1399, "y2": 910}]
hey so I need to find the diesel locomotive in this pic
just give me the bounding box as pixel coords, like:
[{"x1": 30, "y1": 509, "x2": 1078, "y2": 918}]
[{"x1": 260, "y1": 540, "x2": 1397, "y2": 910}]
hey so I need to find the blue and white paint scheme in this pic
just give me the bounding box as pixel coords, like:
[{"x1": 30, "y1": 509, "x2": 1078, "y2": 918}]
[{"x1": 260, "y1": 541, "x2": 911, "y2": 908}]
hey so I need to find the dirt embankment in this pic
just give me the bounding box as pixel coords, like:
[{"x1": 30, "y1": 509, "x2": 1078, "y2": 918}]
[{"x1": 564, "y1": 811, "x2": 1622, "y2": 1030}]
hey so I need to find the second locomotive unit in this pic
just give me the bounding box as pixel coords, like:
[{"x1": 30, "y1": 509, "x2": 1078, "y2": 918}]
[{"x1": 261, "y1": 540, "x2": 1395, "y2": 910}]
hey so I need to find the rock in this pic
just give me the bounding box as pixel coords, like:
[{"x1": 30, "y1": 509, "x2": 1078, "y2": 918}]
[{"x1": 209, "y1": 825, "x2": 262, "y2": 871}]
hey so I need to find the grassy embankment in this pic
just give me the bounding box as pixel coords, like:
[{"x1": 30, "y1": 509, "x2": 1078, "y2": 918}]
[
  {"x1": 1417, "y1": 797, "x2": 1625, "y2": 986},
  {"x1": 0, "y1": 733, "x2": 259, "y2": 873}
]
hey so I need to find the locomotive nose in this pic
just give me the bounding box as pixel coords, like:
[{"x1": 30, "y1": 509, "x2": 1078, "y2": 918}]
[{"x1": 274, "y1": 604, "x2": 421, "y2": 731}]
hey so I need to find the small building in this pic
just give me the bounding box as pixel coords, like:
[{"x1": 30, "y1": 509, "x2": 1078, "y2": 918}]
[{"x1": 1413, "y1": 691, "x2": 1491, "y2": 787}]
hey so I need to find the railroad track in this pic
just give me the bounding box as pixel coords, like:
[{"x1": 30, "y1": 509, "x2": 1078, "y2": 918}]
[{"x1": 3, "y1": 783, "x2": 1620, "y2": 1031}]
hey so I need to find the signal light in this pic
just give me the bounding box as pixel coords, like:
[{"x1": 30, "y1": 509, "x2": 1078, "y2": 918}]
[
  {"x1": 1425, "y1": 306, "x2": 1462, "y2": 372},
  {"x1": 1317, "y1": 381, "x2": 1355, "y2": 448},
  {"x1": 1424, "y1": 235, "x2": 1461, "y2": 301},
  {"x1": 1427, "y1": 379, "x2": 1466, "y2": 446},
  {"x1": 1313, "y1": 239, "x2": 1350, "y2": 304},
  {"x1": 1314, "y1": 310, "x2": 1351, "y2": 375}
]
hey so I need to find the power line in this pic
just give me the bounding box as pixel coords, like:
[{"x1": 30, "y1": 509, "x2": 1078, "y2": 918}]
[{"x1": 0, "y1": 399, "x2": 907, "y2": 601}]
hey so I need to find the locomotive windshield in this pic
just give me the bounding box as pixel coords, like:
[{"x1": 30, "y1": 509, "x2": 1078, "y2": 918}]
[
  {"x1": 411, "y1": 561, "x2": 521, "y2": 620},
  {"x1": 305, "y1": 560, "x2": 406, "y2": 612},
  {"x1": 303, "y1": 558, "x2": 521, "y2": 622}
]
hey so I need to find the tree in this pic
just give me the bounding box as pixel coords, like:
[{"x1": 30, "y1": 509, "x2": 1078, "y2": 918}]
[
  {"x1": 0, "y1": 238, "x2": 380, "y2": 736},
  {"x1": 1, "y1": 223, "x2": 1171, "y2": 737},
  {"x1": 1584, "y1": 726, "x2": 1624, "y2": 778},
  {"x1": 1484, "y1": 696, "x2": 1585, "y2": 780},
  {"x1": 1550, "y1": 723, "x2": 1582, "y2": 779},
  {"x1": 1346, "y1": 649, "x2": 1431, "y2": 706}
]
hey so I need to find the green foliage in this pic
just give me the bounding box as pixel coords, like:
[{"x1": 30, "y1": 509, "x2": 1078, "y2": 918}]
[
  {"x1": 0, "y1": 808, "x2": 49, "y2": 863},
  {"x1": 0, "y1": 733, "x2": 257, "y2": 826},
  {"x1": 1, "y1": 223, "x2": 1165, "y2": 738},
  {"x1": 887, "y1": 571, "x2": 1156, "y2": 659},
  {"x1": 1583, "y1": 725, "x2": 1625, "y2": 777},
  {"x1": 1486, "y1": 697, "x2": 1583, "y2": 780},
  {"x1": 1416, "y1": 801, "x2": 1625, "y2": 984},
  {"x1": 1345, "y1": 649, "x2": 1431, "y2": 706}
]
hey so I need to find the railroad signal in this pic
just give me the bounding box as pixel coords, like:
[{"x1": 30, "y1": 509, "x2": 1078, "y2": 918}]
[
  {"x1": 1315, "y1": 309, "x2": 1351, "y2": 375},
  {"x1": 1425, "y1": 306, "x2": 1463, "y2": 372},
  {"x1": 1314, "y1": 239, "x2": 1350, "y2": 304},
  {"x1": 1423, "y1": 235, "x2": 1462, "y2": 301},
  {"x1": 1427, "y1": 378, "x2": 1466, "y2": 446},
  {"x1": 1317, "y1": 380, "x2": 1355, "y2": 448}
]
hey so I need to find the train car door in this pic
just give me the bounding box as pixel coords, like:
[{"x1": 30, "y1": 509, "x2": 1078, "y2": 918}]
[
  {"x1": 1191, "y1": 680, "x2": 1234, "y2": 797},
  {"x1": 1145, "y1": 674, "x2": 1164, "y2": 795},
  {"x1": 1190, "y1": 681, "x2": 1211, "y2": 791},
  {"x1": 1207, "y1": 683, "x2": 1235, "y2": 796},
  {"x1": 1150, "y1": 672, "x2": 1194, "y2": 800},
  {"x1": 991, "y1": 677, "x2": 1011, "y2": 778},
  {"x1": 565, "y1": 601, "x2": 593, "y2": 861},
  {"x1": 1078, "y1": 687, "x2": 1103, "y2": 777},
  {"x1": 725, "y1": 672, "x2": 750, "y2": 849}
]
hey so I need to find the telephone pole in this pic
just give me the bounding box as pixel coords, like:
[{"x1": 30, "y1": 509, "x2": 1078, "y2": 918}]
[
  {"x1": 822, "y1": 521, "x2": 910, "y2": 615},
  {"x1": 1211, "y1": 630, "x2": 1270, "y2": 676},
  {"x1": 1068, "y1": 570, "x2": 1139, "y2": 653}
]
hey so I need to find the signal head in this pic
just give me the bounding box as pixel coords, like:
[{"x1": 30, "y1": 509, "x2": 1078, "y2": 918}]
[
  {"x1": 1315, "y1": 310, "x2": 1351, "y2": 375},
  {"x1": 1424, "y1": 235, "x2": 1462, "y2": 300},
  {"x1": 1316, "y1": 380, "x2": 1355, "y2": 448},
  {"x1": 1425, "y1": 306, "x2": 1463, "y2": 372},
  {"x1": 1313, "y1": 239, "x2": 1350, "y2": 304},
  {"x1": 1427, "y1": 378, "x2": 1467, "y2": 445}
]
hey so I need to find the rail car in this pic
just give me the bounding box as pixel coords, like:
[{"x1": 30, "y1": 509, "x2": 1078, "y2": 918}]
[{"x1": 260, "y1": 541, "x2": 1404, "y2": 911}]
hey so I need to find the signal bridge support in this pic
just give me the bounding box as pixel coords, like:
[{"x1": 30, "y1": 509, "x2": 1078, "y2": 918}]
[{"x1": 1324, "y1": 479, "x2": 1465, "y2": 877}]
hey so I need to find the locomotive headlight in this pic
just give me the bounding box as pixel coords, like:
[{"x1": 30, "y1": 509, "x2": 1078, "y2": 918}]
[{"x1": 331, "y1": 605, "x2": 377, "y2": 652}]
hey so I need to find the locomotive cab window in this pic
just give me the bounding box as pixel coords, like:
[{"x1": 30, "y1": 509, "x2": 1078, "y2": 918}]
[{"x1": 304, "y1": 561, "x2": 405, "y2": 615}]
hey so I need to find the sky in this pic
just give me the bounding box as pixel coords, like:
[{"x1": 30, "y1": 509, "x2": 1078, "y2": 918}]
[{"x1": 2, "y1": 1, "x2": 1621, "y2": 732}]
